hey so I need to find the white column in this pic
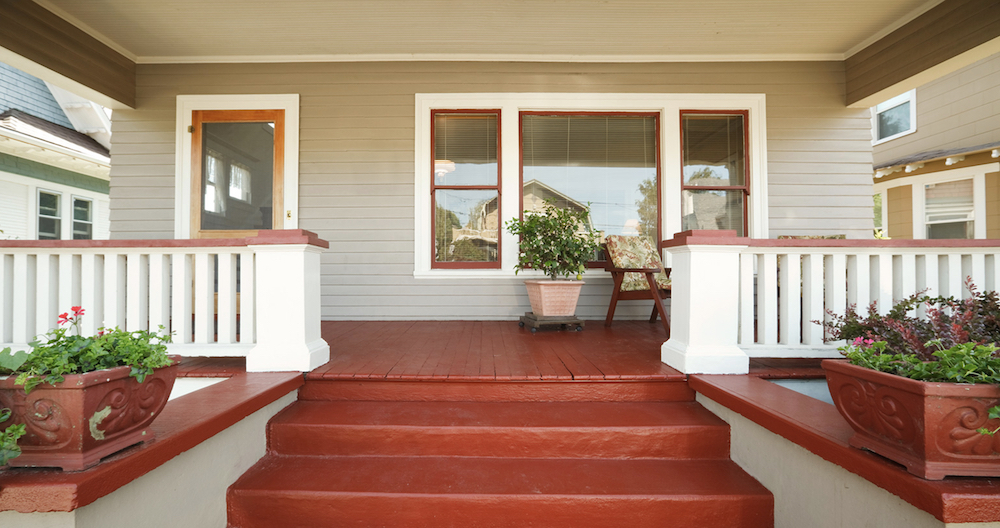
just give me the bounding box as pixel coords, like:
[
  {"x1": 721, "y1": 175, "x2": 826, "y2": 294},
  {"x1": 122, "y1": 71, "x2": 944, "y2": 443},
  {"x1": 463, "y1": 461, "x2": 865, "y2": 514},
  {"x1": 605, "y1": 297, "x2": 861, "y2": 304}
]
[
  {"x1": 661, "y1": 241, "x2": 749, "y2": 375},
  {"x1": 247, "y1": 241, "x2": 329, "y2": 372}
]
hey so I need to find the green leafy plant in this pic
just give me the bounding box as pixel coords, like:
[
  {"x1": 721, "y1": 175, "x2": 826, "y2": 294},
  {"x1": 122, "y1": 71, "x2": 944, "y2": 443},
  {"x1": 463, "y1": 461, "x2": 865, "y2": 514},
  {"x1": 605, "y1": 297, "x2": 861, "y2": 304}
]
[
  {"x1": 0, "y1": 407, "x2": 25, "y2": 466},
  {"x1": 0, "y1": 307, "x2": 173, "y2": 393},
  {"x1": 504, "y1": 200, "x2": 603, "y2": 280}
]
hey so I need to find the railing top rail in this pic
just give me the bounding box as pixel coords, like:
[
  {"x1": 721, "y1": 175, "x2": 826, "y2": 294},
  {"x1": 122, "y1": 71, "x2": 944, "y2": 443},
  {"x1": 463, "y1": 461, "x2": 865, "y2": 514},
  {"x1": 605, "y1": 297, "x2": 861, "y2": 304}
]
[
  {"x1": 662, "y1": 230, "x2": 1000, "y2": 250},
  {"x1": 0, "y1": 229, "x2": 329, "y2": 250}
]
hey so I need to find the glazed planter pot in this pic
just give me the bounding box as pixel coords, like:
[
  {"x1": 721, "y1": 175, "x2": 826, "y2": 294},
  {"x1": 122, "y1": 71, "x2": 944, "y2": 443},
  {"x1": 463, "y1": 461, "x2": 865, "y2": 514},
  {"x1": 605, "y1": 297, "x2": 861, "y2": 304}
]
[
  {"x1": 0, "y1": 358, "x2": 179, "y2": 471},
  {"x1": 823, "y1": 359, "x2": 1000, "y2": 480},
  {"x1": 523, "y1": 279, "x2": 585, "y2": 317}
]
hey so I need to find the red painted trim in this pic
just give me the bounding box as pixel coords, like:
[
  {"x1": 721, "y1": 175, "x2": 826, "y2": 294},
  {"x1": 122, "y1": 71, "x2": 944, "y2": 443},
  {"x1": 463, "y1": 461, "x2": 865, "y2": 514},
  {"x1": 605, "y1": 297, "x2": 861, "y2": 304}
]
[
  {"x1": 661, "y1": 231, "x2": 1000, "y2": 249},
  {"x1": 689, "y1": 374, "x2": 1000, "y2": 523},
  {"x1": 246, "y1": 229, "x2": 329, "y2": 248},
  {"x1": 661, "y1": 230, "x2": 746, "y2": 248},
  {"x1": 0, "y1": 371, "x2": 303, "y2": 513},
  {"x1": 429, "y1": 110, "x2": 502, "y2": 270}
]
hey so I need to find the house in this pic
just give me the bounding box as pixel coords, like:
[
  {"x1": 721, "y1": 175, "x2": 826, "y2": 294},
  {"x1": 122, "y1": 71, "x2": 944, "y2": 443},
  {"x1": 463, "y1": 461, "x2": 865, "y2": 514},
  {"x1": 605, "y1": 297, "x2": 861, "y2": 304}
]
[
  {"x1": 1, "y1": 0, "x2": 1000, "y2": 527},
  {"x1": 0, "y1": 62, "x2": 112, "y2": 240},
  {"x1": 873, "y1": 52, "x2": 1000, "y2": 239}
]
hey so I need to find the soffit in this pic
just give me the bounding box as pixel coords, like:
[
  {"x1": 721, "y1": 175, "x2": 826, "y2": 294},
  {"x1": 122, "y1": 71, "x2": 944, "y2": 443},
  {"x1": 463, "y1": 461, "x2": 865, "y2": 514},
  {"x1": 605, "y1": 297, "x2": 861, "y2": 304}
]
[{"x1": 37, "y1": 0, "x2": 942, "y2": 64}]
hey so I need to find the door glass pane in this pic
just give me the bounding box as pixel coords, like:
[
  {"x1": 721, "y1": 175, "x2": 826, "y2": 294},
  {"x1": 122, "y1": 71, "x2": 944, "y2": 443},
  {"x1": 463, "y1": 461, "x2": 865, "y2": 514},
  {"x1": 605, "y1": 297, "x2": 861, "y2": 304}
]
[
  {"x1": 681, "y1": 189, "x2": 745, "y2": 237},
  {"x1": 925, "y1": 179, "x2": 973, "y2": 239},
  {"x1": 877, "y1": 102, "x2": 910, "y2": 140},
  {"x1": 521, "y1": 115, "x2": 658, "y2": 246},
  {"x1": 682, "y1": 114, "x2": 745, "y2": 187},
  {"x1": 435, "y1": 189, "x2": 499, "y2": 263},
  {"x1": 201, "y1": 122, "x2": 274, "y2": 230},
  {"x1": 434, "y1": 113, "x2": 498, "y2": 186}
]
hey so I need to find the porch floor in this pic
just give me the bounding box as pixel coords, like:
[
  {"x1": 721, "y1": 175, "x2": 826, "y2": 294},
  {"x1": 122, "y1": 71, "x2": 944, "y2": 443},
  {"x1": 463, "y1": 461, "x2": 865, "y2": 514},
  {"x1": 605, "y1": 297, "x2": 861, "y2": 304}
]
[{"x1": 311, "y1": 320, "x2": 683, "y2": 381}]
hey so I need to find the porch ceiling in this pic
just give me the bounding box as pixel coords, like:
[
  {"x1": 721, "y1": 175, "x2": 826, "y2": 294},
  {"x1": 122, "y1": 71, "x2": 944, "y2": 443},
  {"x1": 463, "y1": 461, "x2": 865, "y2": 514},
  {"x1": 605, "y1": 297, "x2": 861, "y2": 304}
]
[{"x1": 37, "y1": 0, "x2": 941, "y2": 64}]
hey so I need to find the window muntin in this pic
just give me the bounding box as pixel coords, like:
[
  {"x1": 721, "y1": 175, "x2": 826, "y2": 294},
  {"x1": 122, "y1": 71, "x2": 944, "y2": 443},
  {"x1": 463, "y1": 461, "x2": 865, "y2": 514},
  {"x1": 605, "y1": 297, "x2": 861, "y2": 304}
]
[
  {"x1": 431, "y1": 111, "x2": 501, "y2": 267},
  {"x1": 520, "y1": 113, "x2": 659, "y2": 250},
  {"x1": 72, "y1": 197, "x2": 93, "y2": 240},
  {"x1": 38, "y1": 190, "x2": 61, "y2": 240},
  {"x1": 873, "y1": 90, "x2": 916, "y2": 144},
  {"x1": 191, "y1": 110, "x2": 283, "y2": 237},
  {"x1": 925, "y1": 179, "x2": 974, "y2": 239},
  {"x1": 680, "y1": 111, "x2": 749, "y2": 237}
]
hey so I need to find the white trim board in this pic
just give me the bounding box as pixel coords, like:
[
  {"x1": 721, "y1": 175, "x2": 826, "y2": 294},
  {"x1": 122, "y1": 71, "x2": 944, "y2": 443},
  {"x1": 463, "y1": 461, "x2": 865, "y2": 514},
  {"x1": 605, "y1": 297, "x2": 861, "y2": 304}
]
[
  {"x1": 174, "y1": 94, "x2": 300, "y2": 239},
  {"x1": 413, "y1": 92, "x2": 769, "y2": 278}
]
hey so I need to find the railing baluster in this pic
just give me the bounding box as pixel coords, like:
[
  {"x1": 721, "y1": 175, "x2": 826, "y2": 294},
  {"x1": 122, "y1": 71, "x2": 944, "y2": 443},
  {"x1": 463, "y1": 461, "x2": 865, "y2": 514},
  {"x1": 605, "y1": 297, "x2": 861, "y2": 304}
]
[
  {"x1": 194, "y1": 252, "x2": 214, "y2": 344},
  {"x1": 872, "y1": 252, "x2": 893, "y2": 315},
  {"x1": 80, "y1": 253, "x2": 103, "y2": 335},
  {"x1": 824, "y1": 254, "x2": 847, "y2": 339},
  {"x1": 758, "y1": 252, "x2": 779, "y2": 345},
  {"x1": 217, "y1": 251, "x2": 237, "y2": 344},
  {"x1": 968, "y1": 253, "x2": 986, "y2": 297},
  {"x1": 239, "y1": 251, "x2": 255, "y2": 343},
  {"x1": 779, "y1": 253, "x2": 801, "y2": 346},
  {"x1": 126, "y1": 253, "x2": 149, "y2": 331},
  {"x1": 57, "y1": 253, "x2": 80, "y2": 313},
  {"x1": 104, "y1": 253, "x2": 127, "y2": 329},
  {"x1": 847, "y1": 252, "x2": 870, "y2": 312},
  {"x1": 801, "y1": 253, "x2": 824, "y2": 345},
  {"x1": 148, "y1": 253, "x2": 171, "y2": 332},
  {"x1": 942, "y1": 253, "x2": 964, "y2": 299},
  {"x1": 171, "y1": 253, "x2": 193, "y2": 344},
  {"x1": 738, "y1": 252, "x2": 755, "y2": 345},
  {"x1": 0, "y1": 254, "x2": 12, "y2": 343},
  {"x1": 915, "y1": 253, "x2": 939, "y2": 319},
  {"x1": 12, "y1": 254, "x2": 34, "y2": 344},
  {"x1": 36, "y1": 252, "x2": 58, "y2": 337}
]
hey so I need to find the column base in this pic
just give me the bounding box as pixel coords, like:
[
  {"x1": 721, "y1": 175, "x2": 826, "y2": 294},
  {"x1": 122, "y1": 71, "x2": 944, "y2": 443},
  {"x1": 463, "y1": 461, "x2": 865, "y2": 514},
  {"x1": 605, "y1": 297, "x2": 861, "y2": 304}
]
[
  {"x1": 661, "y1": 339, "x2": 749, "y2": 375},
  {"x1": 247, "y1": 338, "x2": 330, "y2": 372}
]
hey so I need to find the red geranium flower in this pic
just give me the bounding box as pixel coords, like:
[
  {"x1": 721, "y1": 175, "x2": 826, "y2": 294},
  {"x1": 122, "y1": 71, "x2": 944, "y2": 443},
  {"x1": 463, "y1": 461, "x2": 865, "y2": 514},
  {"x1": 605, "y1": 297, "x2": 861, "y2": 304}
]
[
  {"x1": 71, "y1": 306, "x2": 85, "y2": 316},
  {"x1": 57, "y1": 312, "x2": 70, "y2": 325}
]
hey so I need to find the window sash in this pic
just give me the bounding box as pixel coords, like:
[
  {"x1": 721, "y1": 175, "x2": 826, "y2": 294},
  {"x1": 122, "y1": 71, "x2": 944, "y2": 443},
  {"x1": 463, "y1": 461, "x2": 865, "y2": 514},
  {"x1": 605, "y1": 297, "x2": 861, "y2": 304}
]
[
  {"x1": 38, "y1": 190, "x2": 61, "y2": 240},
  {"x1": 680, "y1": 110, "x2": 750, "y2": 237},
  {"x1": 72, "y1": 197, "x2": 93, "y2": 240}
]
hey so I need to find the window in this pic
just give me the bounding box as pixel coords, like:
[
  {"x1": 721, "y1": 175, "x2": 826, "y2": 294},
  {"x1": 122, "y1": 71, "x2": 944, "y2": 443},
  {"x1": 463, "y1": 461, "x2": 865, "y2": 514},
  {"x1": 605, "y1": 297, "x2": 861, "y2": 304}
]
[
  {"x1": 680, "y1": 111, "x2": 749, "y2": 237},
  {"x1": 72, "y1": 197, "x2": 93, "y2": 240},
  {"x1": 873, "y1": 90, "x2": 916, "y2": 144},
  {"x1": 191, "y1": 110, "x2": 283, "y2": 237},
  {"x1": 925, "y1": 179, "x2": 974, "y2": 239},
  {"x1": 37, "y1": 190, "x2": 61, "y2": 240},
  {"x1": 431, "y1": 111, "x2": 500, "y2": 268},
  {"x1": 175, "y1": 94, "x2": 299, "y2": 239},
  {"x1": 520, "y1": 113, "x2": 659, "y2": 250}
]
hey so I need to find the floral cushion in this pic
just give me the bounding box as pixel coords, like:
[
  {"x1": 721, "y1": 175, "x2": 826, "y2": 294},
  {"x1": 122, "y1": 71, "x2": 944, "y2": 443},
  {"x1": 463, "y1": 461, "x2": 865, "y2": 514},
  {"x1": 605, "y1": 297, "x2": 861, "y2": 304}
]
[{"x1": 605, "y1": 235, "x2": 671, "y2": 292}]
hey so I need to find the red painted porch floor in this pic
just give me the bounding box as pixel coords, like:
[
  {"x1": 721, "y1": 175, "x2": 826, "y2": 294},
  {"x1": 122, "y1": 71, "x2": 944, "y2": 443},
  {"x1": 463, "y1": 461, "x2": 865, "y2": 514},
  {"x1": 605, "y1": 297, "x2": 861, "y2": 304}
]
[{"x1": 311, "y1": 320, "x2": 683, "y2": 381}]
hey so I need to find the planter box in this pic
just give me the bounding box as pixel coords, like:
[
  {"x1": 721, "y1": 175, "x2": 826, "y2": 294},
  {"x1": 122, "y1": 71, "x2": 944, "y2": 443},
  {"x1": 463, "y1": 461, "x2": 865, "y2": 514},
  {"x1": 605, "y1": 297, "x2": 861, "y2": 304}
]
[
  {"x1": 823, "y1": 359, "x2": 1000, "y2": 480},
  {"x1": 523, "y1": 279, "x2": 584, "y2": 317},
  {"x1": 0, "y1": 359, "x2": 179, "y2": 471}
]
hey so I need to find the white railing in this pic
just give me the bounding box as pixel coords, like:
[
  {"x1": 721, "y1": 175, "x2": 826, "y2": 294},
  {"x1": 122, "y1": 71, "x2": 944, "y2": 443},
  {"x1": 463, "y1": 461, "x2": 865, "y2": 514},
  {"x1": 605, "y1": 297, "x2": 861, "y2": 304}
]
[
  {"x1": 0, "y1": 230, "x2": 330, "y2": 371},
  {"x1": 661, "y1": 231, "x2": 1000, "y2": 374}
]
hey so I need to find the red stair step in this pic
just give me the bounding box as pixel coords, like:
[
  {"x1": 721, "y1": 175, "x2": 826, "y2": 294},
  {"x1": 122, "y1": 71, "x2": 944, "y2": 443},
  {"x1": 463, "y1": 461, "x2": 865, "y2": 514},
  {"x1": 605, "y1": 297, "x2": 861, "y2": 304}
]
[
  {"x1": 298, "y1": 379, "x2": 695, "y2": 402},
  {"x1": 268, "y1": 400, "x2": 731, "y2": 459},
  {"x1": 227, "y1": 455, "x2": 773, "y2": 528}
]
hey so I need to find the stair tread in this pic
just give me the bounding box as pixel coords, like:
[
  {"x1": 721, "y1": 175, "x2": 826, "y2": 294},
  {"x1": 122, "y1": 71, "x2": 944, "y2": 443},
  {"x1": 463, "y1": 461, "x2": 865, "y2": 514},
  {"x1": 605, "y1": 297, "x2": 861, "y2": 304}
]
[
  {"x1": 232, "y1": 455, "x2": 770, "y2": 498},
  {"x1": 271, "y1": 400, "x2": 727, "y2": 428}
]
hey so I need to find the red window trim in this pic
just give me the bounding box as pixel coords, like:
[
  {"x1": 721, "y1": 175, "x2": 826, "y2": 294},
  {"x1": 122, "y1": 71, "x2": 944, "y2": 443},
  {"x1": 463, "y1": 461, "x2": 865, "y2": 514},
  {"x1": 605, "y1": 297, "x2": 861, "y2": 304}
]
[
  {"x1": 679, "y1": 109, "x2": 750, "y2": 237},
  {"x1": 430, "y1": 109, "x2": 502, "y2": 270},
  {"x1": 518, "y1": 111, "x2": 662, "y2": 268}
]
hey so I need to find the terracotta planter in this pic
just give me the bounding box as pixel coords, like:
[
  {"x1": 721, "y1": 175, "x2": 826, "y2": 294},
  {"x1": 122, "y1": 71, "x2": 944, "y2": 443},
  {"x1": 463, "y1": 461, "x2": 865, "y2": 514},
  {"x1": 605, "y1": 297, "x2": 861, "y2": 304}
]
[
  {"x1": 523, "y1": 279, "x2": 585, "y2": 317},
  {"x1": 823, "y1": 359, "x2": 1000, "y2": 480},
  {"x1": 0, "y1": 358, "x2": 179, "y2": 471}
]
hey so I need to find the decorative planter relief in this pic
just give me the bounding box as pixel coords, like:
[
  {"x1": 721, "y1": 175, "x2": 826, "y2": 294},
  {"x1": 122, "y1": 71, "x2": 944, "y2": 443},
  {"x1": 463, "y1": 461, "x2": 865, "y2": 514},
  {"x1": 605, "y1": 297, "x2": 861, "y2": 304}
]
[
  {"x1": 823, "y1": 359, "x2": 1000, "y2": 480},
  {"x1": 0, "y1": 360, "x2": 179, "y2": 471}
]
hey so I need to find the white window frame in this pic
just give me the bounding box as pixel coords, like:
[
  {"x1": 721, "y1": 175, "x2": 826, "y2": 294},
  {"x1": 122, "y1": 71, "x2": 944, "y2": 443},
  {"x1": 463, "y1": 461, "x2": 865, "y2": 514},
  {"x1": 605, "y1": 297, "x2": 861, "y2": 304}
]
[
  {"x1": 71, "y1": 195, "x2": 94, "y2": 240},
  {"x1": 37, "y1": 188, "x2": 62, "y2": 240},
  {"x1": 174, "y1": 94, "x2": 300, "y2": 239},
  {"x1": 872, "y1": 90, "x2": 916, "y2": 145},
  {"x1": 874, "y1": 162, "x2": 1000, "y2": 240},
  {"x1": 414, "y1": 93, "x2": 769, "y2": 278}
]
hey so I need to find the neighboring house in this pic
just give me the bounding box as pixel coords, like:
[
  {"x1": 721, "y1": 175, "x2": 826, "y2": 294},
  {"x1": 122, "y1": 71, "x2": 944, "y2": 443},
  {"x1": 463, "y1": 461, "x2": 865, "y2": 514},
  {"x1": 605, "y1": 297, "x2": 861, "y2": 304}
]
[
  {"x1": 0, "y1": 62, "x2": 111, "y2": 240},
  {"x1": 872, "y1": 52, "x2": 1000, "y2": 239}
]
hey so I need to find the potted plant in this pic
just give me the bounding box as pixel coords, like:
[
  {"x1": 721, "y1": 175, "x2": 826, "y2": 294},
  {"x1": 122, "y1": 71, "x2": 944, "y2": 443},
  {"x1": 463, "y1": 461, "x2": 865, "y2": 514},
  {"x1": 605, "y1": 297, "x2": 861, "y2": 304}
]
[
  {"x1": 505, "y1": 200, "x2": 603, "y2": 317},
  {"x1": 820, "y1": 280, "x2": 1000, "y2": 479},
  {"x1": 0, "y1": 307, "x2": 178, "y2": 471}
]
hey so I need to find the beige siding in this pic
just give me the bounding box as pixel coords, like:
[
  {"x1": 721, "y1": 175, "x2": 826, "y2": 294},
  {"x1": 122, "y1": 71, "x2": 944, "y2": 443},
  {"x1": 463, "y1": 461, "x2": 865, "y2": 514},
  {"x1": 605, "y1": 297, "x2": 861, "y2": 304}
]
[
  {"x1": 110, "y1": 61, "x2": 874, "y2": 320},
  {"x1": 874, "y1": 53, "x2": 1000, "y2": 166},
  {"x1": 887, "y1": 185, "x2": 913, "y2": 239},
  {"x1": 988, "y1": 171, "x2": 1000, "y2": 239}
]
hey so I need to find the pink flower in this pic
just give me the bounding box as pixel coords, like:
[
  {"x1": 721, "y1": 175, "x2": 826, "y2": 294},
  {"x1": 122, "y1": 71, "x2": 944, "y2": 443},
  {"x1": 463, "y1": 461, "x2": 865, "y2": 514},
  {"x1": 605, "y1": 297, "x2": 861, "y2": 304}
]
[
  {"x1": 853, "y1": 337, "x2": 864, "y2": 346},
  {"x1": 71, "y1": 306, "x2": 84, "y2": 316},
  {"x1": 57, "y1": 312, "x2": 70, "y2": 325}
]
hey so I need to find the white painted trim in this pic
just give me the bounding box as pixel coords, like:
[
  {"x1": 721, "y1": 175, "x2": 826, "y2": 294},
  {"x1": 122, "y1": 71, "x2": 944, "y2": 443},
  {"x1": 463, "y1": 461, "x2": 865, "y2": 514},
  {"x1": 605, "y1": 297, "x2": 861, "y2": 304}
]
[
  {"x1": 874, "y1": 162, "x2": 1000, "y2": 240},
  {"x1": 413, "y1": 92, "x2": 768, "y2": 278},
  {"x1": 138, "y1": 53, "x2": 846, "y2": 65},
  {"x1": 174, "y1": 94, "x2": 300, "y2": 239}
]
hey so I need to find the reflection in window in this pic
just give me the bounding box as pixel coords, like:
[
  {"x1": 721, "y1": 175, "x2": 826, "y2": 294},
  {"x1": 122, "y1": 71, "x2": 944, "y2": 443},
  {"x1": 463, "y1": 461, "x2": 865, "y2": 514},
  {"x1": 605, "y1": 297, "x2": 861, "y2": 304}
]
[
  {"x1": 925, "y1": 179, "x2": 973, "y2": 239},
  {"x1": 38, "y1": 191, "x2": 61, "y2": 240},
  {"x1": 200, "y1": 122, "x2": 274, "y2": 231},
  {"x1": 681, "y1": 112, "x2": 748, "y2": 236},
  {"x1": 432, "y1": 111, "x2": 500, "y2": 266},
  {"x1": 521, "y1": 114, "x2": 658, "y2": 249},
  {"x1": 72, "y1": 198, "x2": 93, "y2": 240}
]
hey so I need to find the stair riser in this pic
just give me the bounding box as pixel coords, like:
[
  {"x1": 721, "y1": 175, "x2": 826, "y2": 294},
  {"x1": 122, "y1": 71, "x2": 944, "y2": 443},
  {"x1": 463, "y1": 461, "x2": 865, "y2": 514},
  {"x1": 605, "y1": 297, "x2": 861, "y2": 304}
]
[
  {"x1": 228, "y1": 492, "x2": 773, "y2": 528},
  {"x1": 299, "y1": 380, "x2": 695, "y2": 402},
  {"x1": 269, "y1": 424, "x2": 730, "y2": 459}
]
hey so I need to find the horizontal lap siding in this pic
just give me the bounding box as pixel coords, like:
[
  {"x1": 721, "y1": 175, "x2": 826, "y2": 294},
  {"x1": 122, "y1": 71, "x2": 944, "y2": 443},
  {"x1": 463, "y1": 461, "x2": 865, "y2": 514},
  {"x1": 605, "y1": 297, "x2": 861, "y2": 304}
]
[{"x1": 110, "y1": 61, "x2": 872, "y2": 320}]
